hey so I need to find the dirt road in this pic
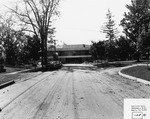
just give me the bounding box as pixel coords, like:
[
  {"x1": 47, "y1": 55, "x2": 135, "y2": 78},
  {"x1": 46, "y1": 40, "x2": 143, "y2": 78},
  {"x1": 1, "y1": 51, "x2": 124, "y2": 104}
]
[{"x1": 0, "y1": 65, "x2": 150, "y2": 119}]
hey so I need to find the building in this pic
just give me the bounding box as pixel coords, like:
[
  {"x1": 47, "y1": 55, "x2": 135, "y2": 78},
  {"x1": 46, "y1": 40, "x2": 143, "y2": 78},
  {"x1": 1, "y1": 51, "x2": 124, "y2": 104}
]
[{"x1": 48, "y1": 44, "x2": 92, "y2": 63}]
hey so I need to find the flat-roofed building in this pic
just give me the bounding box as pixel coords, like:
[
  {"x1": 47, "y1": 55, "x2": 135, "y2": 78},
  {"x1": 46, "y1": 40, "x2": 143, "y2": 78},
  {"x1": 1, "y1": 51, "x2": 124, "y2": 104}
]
[{"x1": 48, "y1": 44, "x2": 92, "y2": 63}]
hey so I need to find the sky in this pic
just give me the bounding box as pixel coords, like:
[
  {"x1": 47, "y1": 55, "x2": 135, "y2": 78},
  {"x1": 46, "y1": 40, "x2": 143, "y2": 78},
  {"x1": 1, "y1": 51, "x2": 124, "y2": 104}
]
[{"x1": 0, "y1": 0, "x2": 132, "y2": 45}]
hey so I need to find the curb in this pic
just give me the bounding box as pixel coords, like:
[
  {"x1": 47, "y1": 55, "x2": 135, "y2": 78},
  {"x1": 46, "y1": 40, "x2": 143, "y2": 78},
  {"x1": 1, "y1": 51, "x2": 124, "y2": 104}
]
[
  {"x1": 0, "y1": 69, "x2": 33, "y2": 90},
  {"x1": 118, "y1": 64, "x2": 150, "y2": 85},
  {"x1": 0, "y1": 80, "x2": 15, "y2": 89}
]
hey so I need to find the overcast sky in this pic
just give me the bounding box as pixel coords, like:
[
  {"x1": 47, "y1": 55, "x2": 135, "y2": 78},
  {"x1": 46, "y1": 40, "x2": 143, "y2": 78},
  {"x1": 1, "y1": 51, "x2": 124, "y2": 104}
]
[{"x1": 0, "y1": 0, "x2": 131, "y2": 45}]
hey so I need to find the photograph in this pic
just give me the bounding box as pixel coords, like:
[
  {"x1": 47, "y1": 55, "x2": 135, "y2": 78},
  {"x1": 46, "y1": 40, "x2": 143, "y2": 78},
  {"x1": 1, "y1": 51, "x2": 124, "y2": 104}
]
[{"x1": 0, "y1": 0, "x2": 150, "y2": 119}]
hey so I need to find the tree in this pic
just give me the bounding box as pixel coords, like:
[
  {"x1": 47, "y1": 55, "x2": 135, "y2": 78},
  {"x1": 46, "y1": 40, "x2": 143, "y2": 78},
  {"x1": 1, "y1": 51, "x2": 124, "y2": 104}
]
[
  {"x1": 23, "y1": 35, "x2": 41, "y2": 63},
  {"x1": 120, "y1": 0, "x2": 150, "y2": 61},
  {"x1": 9, "y1": 0, "x2": 60, "y2": 70},
  {"x1": 101, "y1": 9, "x2": 118, "y2": 61},
  {"x1": 102, "y1": 9, "x2": 118, "y2": 42},
  {"x1": 90, "y1": 41, "x2": 106, "y2": 61},
  {"x1": 116, "y1": 36, "x2": 135, "y2": 60},
  {"x1": 0, "y1": 15, "x2": 27, "y2": 65}
]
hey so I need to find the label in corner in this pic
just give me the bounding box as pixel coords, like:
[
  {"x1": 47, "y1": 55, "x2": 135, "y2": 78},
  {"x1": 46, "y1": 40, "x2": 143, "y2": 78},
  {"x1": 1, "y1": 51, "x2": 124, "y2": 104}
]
[{"x1": 124, "y1": 99, "x2": 150, "y2": 119}]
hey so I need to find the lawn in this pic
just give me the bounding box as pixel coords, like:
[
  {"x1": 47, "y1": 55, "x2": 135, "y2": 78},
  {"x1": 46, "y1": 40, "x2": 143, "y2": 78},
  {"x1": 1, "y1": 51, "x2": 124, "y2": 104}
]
[
  {"x1": 0, "y1": 66, "x2": 40, "y2": 85},
  {"x1": 2, "y1": 67, "x2": 27, "y2": 74},
  {"x1": 95, "y1": 60, "x2": 138, "y2": 68},
  {"x1": 121, "y1": 65, "x2": 150, "y2": 81}
]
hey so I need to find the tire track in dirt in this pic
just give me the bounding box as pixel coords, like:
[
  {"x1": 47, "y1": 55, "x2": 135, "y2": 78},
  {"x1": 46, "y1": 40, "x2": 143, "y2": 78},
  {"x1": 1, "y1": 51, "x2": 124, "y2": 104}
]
[
  {"x1": 44, "y1": 70, "x2": 76, "y2": 119},
  {"x1": 24, "y1": 71, "x2": 68, "y2": 119},
  {"x1": 2, "y1": 67, "x2": 150, "y2": 119},
  {"x1": 93, "y1": 71, "x2": 141, "y2": 101},
  {"x1": 75, "y1": 70, "x2": 122, "y2": 118},
  {"x1": 61, "y1": 67, "x2": 79, "y2": 119},
  {"x1": 0, "y1": 72, "x2": 52, "y2": 112},
  {"x1": 31, "y1": 71, "x2": 67, "y2": 119},
  {"x1": 88, "y1": 68, "x2": 150, "y2": 113},
  {"x1": 102, "y1": 69, "x2": 150, "y2": 98},
  {"x1": 89, "y1": 71, "x2": 125, "y2": 107},
  {"x1": 73, "y1": 70, "x2": 103, "y2": 118},
  {"x1": 72, "y1": 72, "x2": 79, "y2": 119},
  {"x1": 0, "y1": 71, "x2": 67, "y2": 119},
  {"x1": 88, "y1": 71, "x2": 124, "y2": 109}
]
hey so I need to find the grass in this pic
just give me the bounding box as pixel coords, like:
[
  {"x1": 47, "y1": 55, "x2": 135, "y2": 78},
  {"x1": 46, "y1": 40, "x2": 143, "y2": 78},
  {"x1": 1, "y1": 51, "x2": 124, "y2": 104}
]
[
  {"x1": 95, "y1": 60, "x2": 150, "y2": 82},
  {"x1": 0, "y1": 71, "x2": 41, "y2": 85},
  {"x1": 95, "y1": 60, "x2": 138, "y2": 68},
  {"x1": 0, "y1": 73, "x2": 23, "y2": 85},
  {"x1": 0, "y1": 66, "x2": 41, "y2": 85},
  {"x1": 121, "y1": 65, "x2": 150, "y2": 81},
  {"x1": 2, "y1": 67, "x2": 27, "y2": 74}
]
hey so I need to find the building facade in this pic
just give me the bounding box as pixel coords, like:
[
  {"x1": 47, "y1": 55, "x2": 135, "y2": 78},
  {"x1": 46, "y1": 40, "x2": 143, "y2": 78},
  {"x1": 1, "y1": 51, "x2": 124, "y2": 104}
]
[{"x1": 48, "y1": 44, "x2": 92, "y2": 63}]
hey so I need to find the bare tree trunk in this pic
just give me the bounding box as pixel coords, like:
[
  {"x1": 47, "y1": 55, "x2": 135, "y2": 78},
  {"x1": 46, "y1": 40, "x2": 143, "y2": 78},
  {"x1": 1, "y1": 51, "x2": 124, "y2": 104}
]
[
  {"x1": 41, "y1": 33, "x2": 45, "y2": 71},
  {"x1": 44, "y1": 36, "x2": 48, "y2": 70},
  {"x1": 40, "y1": 32, "x2": 48, "y2": 71}
]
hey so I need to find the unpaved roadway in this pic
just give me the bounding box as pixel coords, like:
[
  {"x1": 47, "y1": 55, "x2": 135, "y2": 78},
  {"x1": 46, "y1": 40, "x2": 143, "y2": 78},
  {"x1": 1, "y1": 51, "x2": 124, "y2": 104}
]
[{"x1": 0, "y1": 65, "x2": 150, "y2": 119}]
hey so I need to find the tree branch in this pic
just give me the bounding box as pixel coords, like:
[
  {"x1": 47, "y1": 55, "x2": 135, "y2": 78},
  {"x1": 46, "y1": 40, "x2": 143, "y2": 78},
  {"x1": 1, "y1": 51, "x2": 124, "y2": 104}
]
[{"x1": 25, "y1": 0, "x2": 41, "y2": 27}]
